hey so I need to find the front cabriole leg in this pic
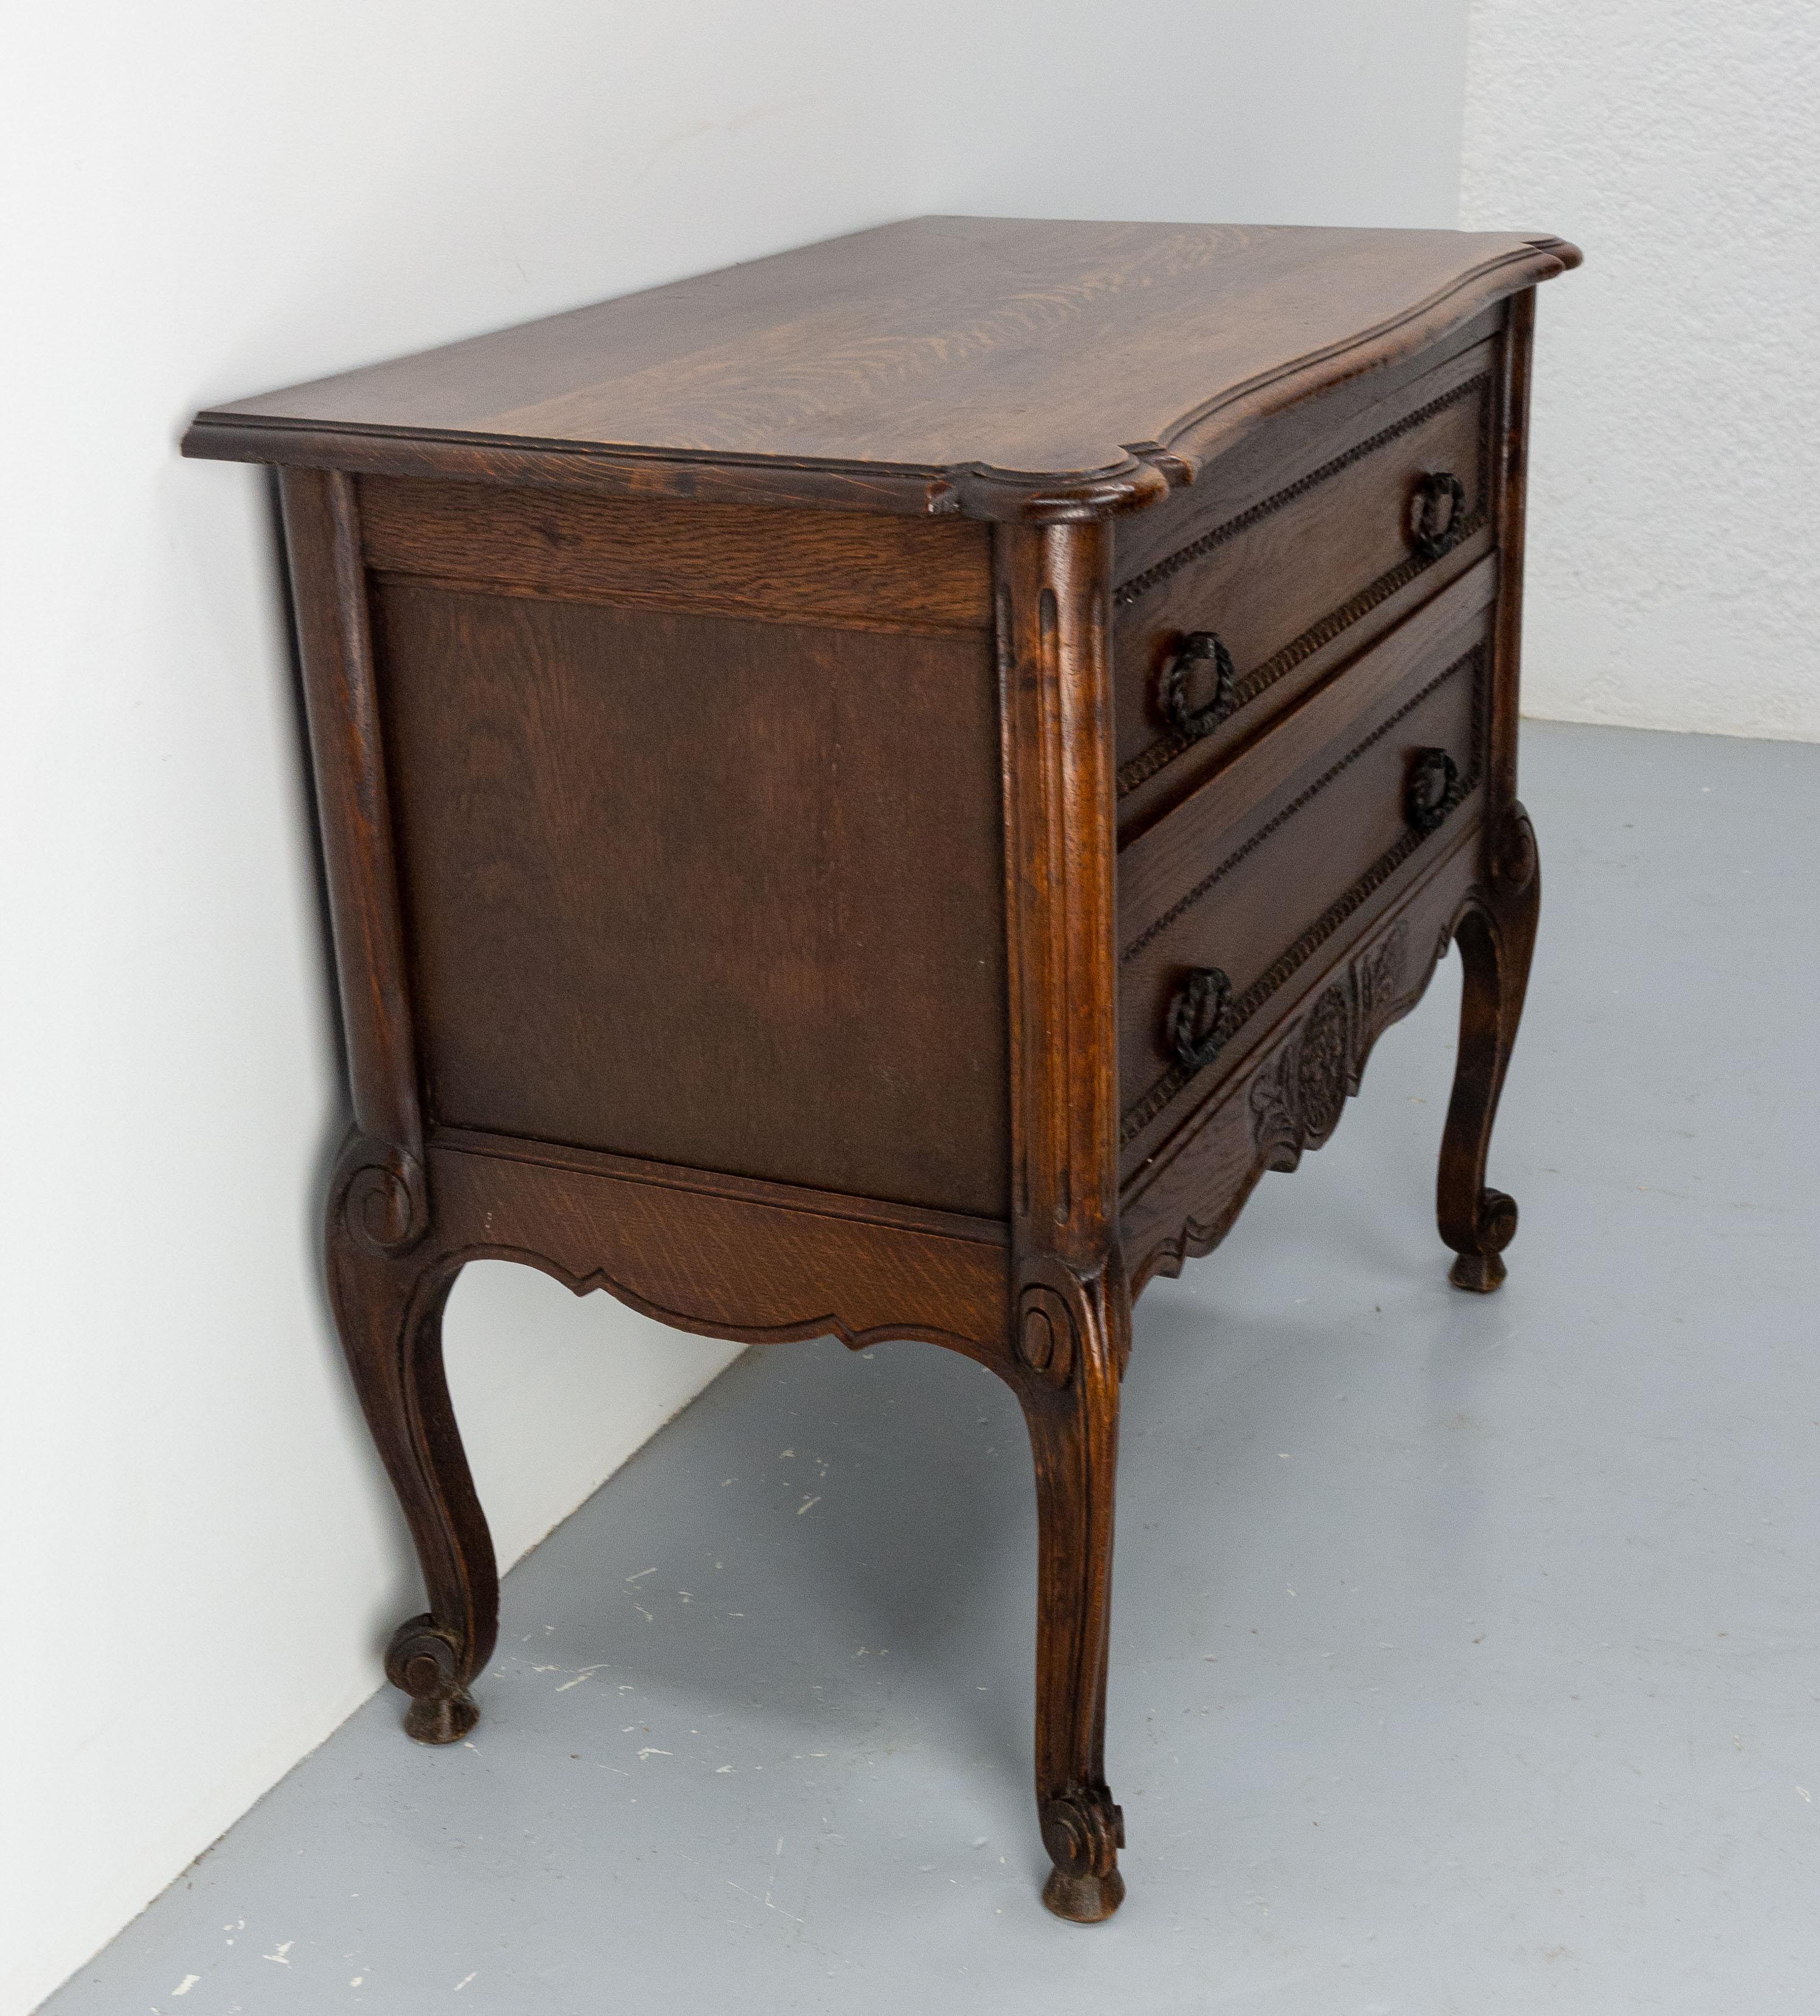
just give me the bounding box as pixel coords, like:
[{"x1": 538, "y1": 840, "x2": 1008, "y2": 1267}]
[
  {"x1": 1438, "y1": 803, "x2": 1540, "y2": 1291},
  {"x1": 994, "y1": 514, "x2": 1129, "y2": 1918},
  {"x1": 1013, "y1": 1261, "x2": 1129, "y2": 1922},
  {"x1": 1440, "y1": 285, "x2": 1546, "y2": 1294}
]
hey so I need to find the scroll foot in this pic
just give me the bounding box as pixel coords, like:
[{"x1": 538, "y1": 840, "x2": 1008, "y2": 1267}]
[{"x1": 386, "y1": 1614, "x2": 482, "y2": 1744}]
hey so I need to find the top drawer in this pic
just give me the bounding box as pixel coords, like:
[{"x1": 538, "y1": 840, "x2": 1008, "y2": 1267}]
[{"x1": 1113, "y1": 333, "x2": 1498, "y2": 830}]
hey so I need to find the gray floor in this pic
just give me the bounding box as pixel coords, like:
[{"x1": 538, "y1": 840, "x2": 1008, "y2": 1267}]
[{"x1": 46, "y1": 722, "x2": 1820, "y2": 2015}]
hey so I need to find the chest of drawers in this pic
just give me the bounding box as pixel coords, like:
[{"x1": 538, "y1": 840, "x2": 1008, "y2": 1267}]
[{"x1": 185, "y1": 217, "x2": 1577, "y2": 1921}]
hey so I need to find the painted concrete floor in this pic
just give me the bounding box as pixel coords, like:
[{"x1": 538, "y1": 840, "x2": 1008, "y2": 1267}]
[{"x1": 44, "y1": 722, "x2": 1820, "y2": 2015}]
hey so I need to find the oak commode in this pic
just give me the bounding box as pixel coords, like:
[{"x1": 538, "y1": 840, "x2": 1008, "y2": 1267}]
[{"x1": 185, "y1": 216, "x2": 1578, "y2": 1922}]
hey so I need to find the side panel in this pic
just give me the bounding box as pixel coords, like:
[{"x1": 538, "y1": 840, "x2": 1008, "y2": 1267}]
[{"x1": 372, "y1": 574, "x2": 1009, "y2": 1218}]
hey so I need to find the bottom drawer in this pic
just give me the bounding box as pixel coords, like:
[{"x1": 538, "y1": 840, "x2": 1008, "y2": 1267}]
[
  {"x1": 1119, "y1": 840, "x2": 1478, "y2": 1291},
  {"x1": 1118, "y1": 607, "x2": 1489, "y2": 1162}
]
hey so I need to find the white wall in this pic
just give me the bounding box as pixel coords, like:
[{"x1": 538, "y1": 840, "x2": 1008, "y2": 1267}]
[
  {"x1": 0, "y1": 4, "x2": 1469, "y2": 2008},
  {"x1": 1462, "y1": 0, "x2": 1820, "y2": 742}
]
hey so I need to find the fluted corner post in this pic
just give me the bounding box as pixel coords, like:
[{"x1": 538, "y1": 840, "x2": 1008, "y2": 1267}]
[
  {"x1": 1438, "y1": 289, "x2": 1543, "y2": 1292},
  {"x1": 280, "y1": 468, "x2": 497, "y2": 1738},
  {"x1": 993, "y1": 518, "x2": 1132, "y2": 1922}
]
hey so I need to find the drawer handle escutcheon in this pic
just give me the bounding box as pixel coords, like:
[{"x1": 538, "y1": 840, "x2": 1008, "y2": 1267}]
[
  {"x1": 1406, "y1": 747, "x2": 1467, "y2": 835},
  {"x1": 1166, "y1": 965, "x2": 1235, "y2": 1074},
  {"x1": 1158, "y1": 632, "x2": 1237, "y2": 742},
  {"x1": 1409, "y1": 471, "x2": 1469, "y2": 559}
]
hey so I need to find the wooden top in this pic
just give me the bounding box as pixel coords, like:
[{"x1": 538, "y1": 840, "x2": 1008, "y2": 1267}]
[{"x1": 184, "y1": 217, "x2": 1578, "y2": 520}]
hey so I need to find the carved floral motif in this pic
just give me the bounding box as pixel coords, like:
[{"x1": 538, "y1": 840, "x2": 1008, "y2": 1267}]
[{"x1": 1250, "y1": 921, "x2": 1410, "y2": 1167}]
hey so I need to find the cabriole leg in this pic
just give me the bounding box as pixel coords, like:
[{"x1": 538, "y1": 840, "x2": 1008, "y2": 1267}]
[
  {"x1": 1439, "y1": 806, "x2": 1541, "y2": 1292},
  {"x1": 327, "y1": 1136, "x2": 498, "y2": 1742},
  {"x1": 1012, "y1": 1271, "x2": 1128, "y2": 1922}
]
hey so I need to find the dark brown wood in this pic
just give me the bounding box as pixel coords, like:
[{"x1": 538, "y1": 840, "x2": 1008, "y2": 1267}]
[
  {"x1": 190, "y1": 219, "x2": 1576, "y2": 1925},
  {"x1": 418, "y1": 1137, "x2": 1009, "y2": 1357},
  {"x1": 1439, "y1": 286, "x2": 1544, "y2": 1291},
  {"x1": 1112, "y1": 331, "x2": 1499, "y2": 832},
  {"x1": 993, "y1": 519, "x2": 1129, "y2": 1921},
  {"x1": 358, "y1": 476, "x2": 992, "y2": 634},
  {"x1": 280, "y1": 466, "x2": 497, "y2": 1742},
  {"x1": 1438, "y1": 847, "x2": 1539, "y2": 1293},
  {"x1": 373, "y1": 579, "x2": 1008, "y2": 1216},
  {"x1": 1119, "y1": 596, "x2": 1494, "y2": 1166},
  {"x1": 1121, "y1": 838, "x2": 1478, "y2": 1289},
  {"x1": 185, "y1": 218, "x2": 1579, "y2": 520}
]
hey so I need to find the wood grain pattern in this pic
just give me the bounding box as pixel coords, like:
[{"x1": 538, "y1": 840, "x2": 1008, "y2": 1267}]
[
  {"x1": 422, "y1": 1135, "x2": 1010, "y2": 1357},
  {"x1": 184, "y1": 218, "x2": 1579, "y2": 520},
  {"x1": 1109, "y1": 303, "x2": 1502, "y2": 587},
  {"x1": 429, "y1": 1127, "x2": 1009, "y2": 1248},
  {"x1": 376, "y1": 582, "x2": 1010, "y2": 1217},
  {"x1": 359, "y1": 476, "x2": 992, "y2": 634}
]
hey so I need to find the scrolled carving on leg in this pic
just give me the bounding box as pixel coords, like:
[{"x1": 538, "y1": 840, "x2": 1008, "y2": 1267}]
[
  {"x1": 1490, "y1": 799, "x2": 1539, "y2": 895},
  {"x1": 1016, "y1": 1281, "x2": 1079, "y2": 1390},
  {"x1": 1448, "y1": 1187, "x2": 1519, "y2": 1293},
  {"x1": 1439, "y1": 802, "x2": 1540, "y2": 1291},
  {"x1": 334, "y1": 1130, "x2": 429, "y2": 1258}
]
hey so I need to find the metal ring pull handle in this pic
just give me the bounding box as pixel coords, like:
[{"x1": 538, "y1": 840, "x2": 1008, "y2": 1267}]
[
  {"x1": 1408, "y1": 471, "x2": 1468, "y2": 559},
  {"x1": 1158, "y1": 632, "x2": 1236, "y2": 742},
  {"x1": 1166, "y1": 965, "x2": 1234, "y2": 1074},
  {"x1": 1406, "y1": 747, "x2": 1467, "y2": 835}
]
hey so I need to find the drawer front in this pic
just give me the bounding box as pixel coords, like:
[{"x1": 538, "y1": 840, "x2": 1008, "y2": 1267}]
[
  {"x1": 1118, "y1": 602, "x2": 1490, "y2": 1162},
  {"x1": 1113, "y1": 337, "x2": 1495, "y2": 827}
]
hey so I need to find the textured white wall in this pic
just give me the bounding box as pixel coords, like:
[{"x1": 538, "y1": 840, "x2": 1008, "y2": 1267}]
[
  {"x1": 1462, "y1": 0, "x2": 1820, "y2": 741},
  {"x1": 0, "y1": 3, "x2": 1469, "y2": 2009}
]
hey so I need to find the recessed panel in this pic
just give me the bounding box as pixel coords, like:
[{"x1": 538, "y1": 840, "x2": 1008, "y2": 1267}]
[{"x1": 376, "y1": 585, "x2": 1009, "y2": 1217}]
